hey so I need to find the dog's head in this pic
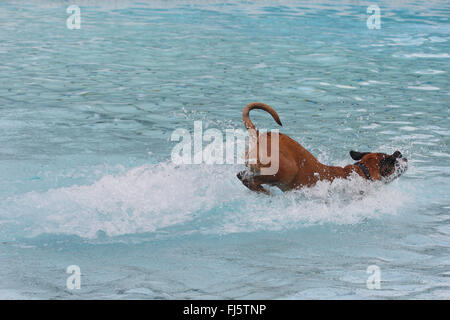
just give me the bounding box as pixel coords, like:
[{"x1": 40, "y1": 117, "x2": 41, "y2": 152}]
[{"x1": 350, "y1": 150, "x2": 408, "y2": 182}]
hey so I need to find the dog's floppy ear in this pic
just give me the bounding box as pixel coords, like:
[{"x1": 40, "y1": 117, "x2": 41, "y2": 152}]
[{"x1": 350, "y1": 150, "x2": 370, "y2": 160}]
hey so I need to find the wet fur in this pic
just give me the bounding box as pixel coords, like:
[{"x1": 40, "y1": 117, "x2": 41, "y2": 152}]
[{"x1": 237, "y1": 102, "x2": 407, "y2": 194}]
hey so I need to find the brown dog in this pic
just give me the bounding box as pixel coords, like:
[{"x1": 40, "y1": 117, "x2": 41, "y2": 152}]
[{"x1": 237, "y1": 102, "x2": 408, "y2": 194}]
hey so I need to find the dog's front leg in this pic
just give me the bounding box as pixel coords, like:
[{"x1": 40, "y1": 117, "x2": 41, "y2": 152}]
[{"x1": 237, "y1": 171, "x2": 270, "y2": 195}]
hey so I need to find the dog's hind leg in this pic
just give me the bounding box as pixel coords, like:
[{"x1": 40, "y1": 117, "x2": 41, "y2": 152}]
[{"x1": 237, "y1": 171, "x2": 270, "y2": 195}]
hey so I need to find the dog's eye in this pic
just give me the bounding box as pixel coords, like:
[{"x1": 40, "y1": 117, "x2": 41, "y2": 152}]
[
  {"x1": 379, "y1": 157, "x2": 396, "y2": 176},
  {"x1": 380, "y1": 157, "x2": 395, "y2": 166}
]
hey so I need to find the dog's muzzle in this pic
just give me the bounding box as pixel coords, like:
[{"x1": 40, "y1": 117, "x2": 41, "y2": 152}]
[{"x1": 383, "y1": 157, "x2": 408, "y2": 183}]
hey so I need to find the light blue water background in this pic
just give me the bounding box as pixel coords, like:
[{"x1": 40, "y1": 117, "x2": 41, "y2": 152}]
[{"x1": 0, "y1": 0, "x2": 449, "y2": 299}]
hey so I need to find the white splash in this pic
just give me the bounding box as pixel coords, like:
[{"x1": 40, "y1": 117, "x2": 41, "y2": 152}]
[{"x1": 0, "y1": 162, "x2": 411, "y2": 239}]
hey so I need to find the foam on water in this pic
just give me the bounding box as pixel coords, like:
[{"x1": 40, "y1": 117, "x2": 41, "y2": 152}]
[{"x1": 0, "y1": 161, "x2": 411, "y2": 239}]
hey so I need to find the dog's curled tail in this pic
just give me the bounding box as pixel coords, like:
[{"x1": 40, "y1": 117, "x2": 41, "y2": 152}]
[{"x1": 242, "y1": 102, "x2": 282, "y2": 130}]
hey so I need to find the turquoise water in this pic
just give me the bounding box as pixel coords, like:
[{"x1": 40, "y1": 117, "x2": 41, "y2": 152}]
[{"x1": 0, "y1": 0, "x2": 449, "y2": 299}]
